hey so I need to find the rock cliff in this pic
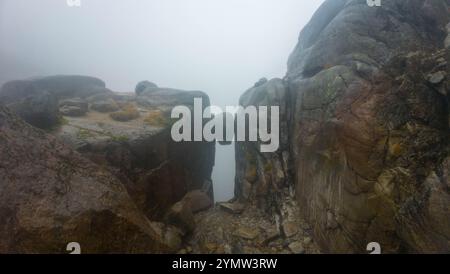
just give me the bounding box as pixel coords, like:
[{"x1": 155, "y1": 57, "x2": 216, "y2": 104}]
[{"x1": 234, "y1": 0, "x2": 450, "y2": 253}]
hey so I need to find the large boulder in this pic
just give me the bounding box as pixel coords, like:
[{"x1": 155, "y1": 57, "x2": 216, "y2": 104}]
[
  {"x1": 0, "y1": 75, "x2": 111, "y2": 129},
  {"x1": 235, "y1": 0, "x2": 450, "y2": 253},
  {"x1": 137, "y1": 87, "x2": 210, "y2": 107},
  {"x1": 5, "y1": 89, "x2": 60, "y2": 129},
  {"x1": 31, "y1": 75, "x2": 106, "y2": 98},
  {"x1": 0, "y1": 105, "x2": 180, "y2": 253},
  {"x1": 135, "y1": 81, "x2": 158, "y2": 95},
  {"x1": 286, "y1": 0, "x2": 449, "y2": 80},
  {"x1": 164, "y1": 190, "x2": 213, "y2": 235},
  {"x1": 0, "y1": 75, "x2": 108, "y2": 101},
  {"x1": 182, "y1": 190, "x2": 213, "y2": 213}
]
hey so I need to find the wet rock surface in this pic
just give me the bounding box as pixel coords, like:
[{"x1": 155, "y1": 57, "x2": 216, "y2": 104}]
[
  {"x1": 0, "y1": 77, "x2": 215, "y2": 253},
  {"x1": 232, "y1": 0, "x2": 450, "y2": 253},
  {"x1": 0, "y1": 105, "x2": 180, "y2": 253},
  {"x1": 53, "y1": 86, "x2": 215, "y2": 222},
  {"x1": 186, "y1": 195, "x2": 320, "y2": 254},
  {"x1": 234, "y1": 78, "x2": 290, "y2": 213},
  {"x1": 0, "y1": 75, "x2": 109, "y2": 129}
]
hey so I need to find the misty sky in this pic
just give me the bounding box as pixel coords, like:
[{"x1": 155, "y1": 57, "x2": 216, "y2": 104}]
[{"x1": 0, "y1": 0, "x2": 324, "y2": 201}]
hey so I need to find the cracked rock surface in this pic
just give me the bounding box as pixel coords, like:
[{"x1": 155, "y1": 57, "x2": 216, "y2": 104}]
[
  {"x1": 185, "y1": 195, "x2": 320, "y2": 254},
  {"x1": 231, "y1": 0, "x2": 450, "y2": 253}
]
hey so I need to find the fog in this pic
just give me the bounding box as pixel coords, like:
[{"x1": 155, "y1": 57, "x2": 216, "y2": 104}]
[{"x1": 0, "y1": 0, "x2": 324, "y2": 201}]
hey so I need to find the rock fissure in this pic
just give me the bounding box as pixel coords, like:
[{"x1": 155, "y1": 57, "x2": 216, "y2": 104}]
[{"x1": 188, "y1": 0, "x2": 449, "y2": 254}]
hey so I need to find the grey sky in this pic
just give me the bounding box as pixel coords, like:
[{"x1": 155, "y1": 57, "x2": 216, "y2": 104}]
[
  {"x1": 0, "y1": 0, "x2": 324, "y2": 106},
  {"x1": 0, "y1": 0, "x2": 324, "y2": 201}
]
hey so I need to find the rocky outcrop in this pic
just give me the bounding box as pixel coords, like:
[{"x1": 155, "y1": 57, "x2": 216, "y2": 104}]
[
  {"x1": 0, "y1": 76, "x2": 215, "y2": 252},
  {"x1": 2, "y1": 88, "x2": 59, "y2": 130},
  {"x1": 0, "y1": 105, "x2": 182, "y2": 253},
  {"x1": 54, "y1": 85, "x2": 215, "y2": 223},
  {"x1": 0, "y1": 75, "x2": 111, "y2": 129},
  {"x1": 234, "y1": 78, "x2": 291, "y2": 213},
  {"x1": 0, "y1": 75, "x2": 107, "y2": 101},
  {"x1": 235, "y1": 0, "x2": 450, "y2": 253},
  {"x1": 135, "y1": 80, "x2": 158, "y2": 95},
  {"x1": 137, "y1": 87, "x2": 210, "y2": 108}
]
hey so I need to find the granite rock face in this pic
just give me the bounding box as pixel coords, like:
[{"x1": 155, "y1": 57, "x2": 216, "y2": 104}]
[
  {"x1": 0, "y1": 105, "x2": 181, "y2": 253},
  {"x1": 235, "y1": 0, "x2": 450, "y2": 253},
  {"x1": 234, "y1": 78, "x2": 291, "y2": 213}
]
